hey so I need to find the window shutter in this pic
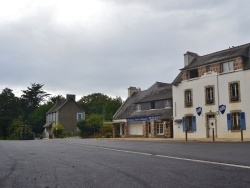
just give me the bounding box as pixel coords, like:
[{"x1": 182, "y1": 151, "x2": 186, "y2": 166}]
[
  {"x1": 227, "y1": 114, "x2": 232, "y2": 130},
  {"x1": 182, "y1": 117, "x2": 186, "y2": 132},
  {"x1": 240, "y1": 112, "x2": 246, "y2": 130},
  {"x1": 192, "y1": 116, "x2": 196, "y2": 131}
]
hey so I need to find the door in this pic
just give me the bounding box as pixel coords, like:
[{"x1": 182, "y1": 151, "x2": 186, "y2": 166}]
[
  {"x1": 208, "y1": 116, "x2": 216, "y2": 138},
  {"x1": 147, "y1": 122, "x2": 151, "y2": 138}
]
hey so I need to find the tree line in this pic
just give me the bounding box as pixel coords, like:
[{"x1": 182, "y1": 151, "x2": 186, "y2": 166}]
[{"x1": 0, "y1": 83, "x2": 122, "y2": 140}]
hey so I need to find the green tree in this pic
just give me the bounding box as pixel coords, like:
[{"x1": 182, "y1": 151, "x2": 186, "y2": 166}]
[
  {"x1": 0, "y1": 88, "x2": 22, "y2": 139},
  {"x1": 28, "y1": 102, "x2": 54, "y2": 135},
  {"x1": 49, "y1": 95, "x2": 65, "y2": 103},
  {"x1": 103, "y1": 97, "x2": 122, "y2": 121},
  {"x1": 77, "y1": 114, "x2": 103, "y2": 137},
  {"x1": 78, "y1": 93, "x2": 122, "y2": 121},
  {"x1": 7, "y1": 118, "x2": 24, "y2": 140},
  {"x1": 78, "y1": 93, "x2": 110, "y2": 115},
  {"x1": 21, "y1": 83, "x2": 50, "y2": 121}
]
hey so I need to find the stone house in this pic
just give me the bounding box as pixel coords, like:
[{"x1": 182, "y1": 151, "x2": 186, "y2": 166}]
[
  {"x1": 113, "y1": 82, "x2": 173, "y2": 138},
  {"x1": 172, "y1": 43, "x2": 250, "y2": 139},
  {"x1": 43, "y1": 94, "x2": 85, "y2": 138}
]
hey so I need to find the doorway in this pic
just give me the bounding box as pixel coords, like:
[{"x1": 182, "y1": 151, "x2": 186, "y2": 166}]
[
  {"x1": 206, "y1": 114, "x2": 216, "y2": 138},
  {"x1": 147, "y1": 122, "x2": 151, "y2": 138}
]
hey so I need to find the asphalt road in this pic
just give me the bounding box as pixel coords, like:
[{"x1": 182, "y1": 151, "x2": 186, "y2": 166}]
[{"x1": 0, "y1": 139, "x2": 250, "y2": 188}]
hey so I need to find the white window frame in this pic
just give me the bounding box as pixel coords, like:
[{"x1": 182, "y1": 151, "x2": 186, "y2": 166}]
[
  {"x1": 165, "y1": 100, "x2": 171, "y2": 108},
  {"x1": 231, "y1": 112, "x2": 241, "y2": 130},
  {"x1": 185, "y1": 90, "x2": 192, "y2": 107},
  {"x1": 222, "y1": 61, "x2": 234, "y2": 72},
  {"x1": 206, "y1": 87, "x2": 214, "y2": 104},
  {"x1": 77, "y1": 113, "x2": 83, "y2": 120},
  {"x1": 156, "y1": 122, "x2": 164, "y2": 135},
  {"x1": 136, "y1": 104, "x2": 141, "y2": 111}
]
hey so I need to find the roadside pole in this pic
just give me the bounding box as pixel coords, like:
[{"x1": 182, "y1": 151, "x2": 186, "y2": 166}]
[
  {"x1": 241, "y1": 129, "x2": 243, "y2": 142},
  {"x1": 212, "y1": 128, "x2": 215, "y2": 142},
  {"x1": 185, "y1": 129, "x2": 188, "y2": 141}
]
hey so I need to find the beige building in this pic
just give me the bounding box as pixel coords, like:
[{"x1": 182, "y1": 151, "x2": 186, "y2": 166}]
[{"x1": 172, "y1": 43, "x2": 250, "y2": 139}]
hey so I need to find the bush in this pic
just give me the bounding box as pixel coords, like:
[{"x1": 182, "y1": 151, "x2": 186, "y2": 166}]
[
  {"x1": 51, "y1": 124, "x2": 64, "y2": 138},
  {"x1": 99, "y1": 123, "x2": 113, "y2": 138}
]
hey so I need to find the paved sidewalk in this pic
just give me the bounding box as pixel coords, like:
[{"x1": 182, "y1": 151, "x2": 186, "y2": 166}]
[{"x1": 98, "y1": 137, "x2": 250, "y2": 142}]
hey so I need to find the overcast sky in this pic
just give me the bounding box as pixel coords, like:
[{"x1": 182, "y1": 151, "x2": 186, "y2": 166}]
[{"x1": 1, "y1": 0, "x2": 250, "y2": 100}]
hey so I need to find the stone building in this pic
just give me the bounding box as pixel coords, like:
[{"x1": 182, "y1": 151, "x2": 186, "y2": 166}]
[
  {"x1": 43, "y1": 94, "x2": 84, "y2": 138},
  {"x1": 172, "y1": 43, "x2": 250, "y2": 139},
  {"x1": 113, "y1": 82, "x2": 173, "y2": 138}
]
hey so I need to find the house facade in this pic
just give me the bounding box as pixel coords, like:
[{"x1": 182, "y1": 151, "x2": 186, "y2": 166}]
[
  {"x1": 113, "y1": 82, "x2": 173, "y2": 138},
  {"x1": 43, "y1": 94, "x2": 84, "y2": 138},
  {"x1": 172, "y1": 43, "x2": 250, "y2": 139}
]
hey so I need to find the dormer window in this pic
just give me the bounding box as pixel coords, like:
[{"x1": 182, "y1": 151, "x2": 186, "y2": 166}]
[
  {"x1": 188, "y1": 69, "x2": 198, "y2": 79},
  {"x1": 150, "y1": 102, "x2": 155, "y2": 109},
  {"x1": 222, "y1": 61, "x2": 234, "y2": 72},
  {"x1": 136, "y1": 104, "x2": 141, "y2": 111},
  {"x1": 165, "y1": 99, "x2": 172, "y2": 108}
]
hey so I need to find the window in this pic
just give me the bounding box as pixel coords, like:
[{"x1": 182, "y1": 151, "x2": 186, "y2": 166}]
[
  {"x1": 189, "y1": 69, "x2": 198, "y2": 79},
  {"x1": 165, "y1": 99, "x2": 171, "y2": 108},
  {"x1": 222, "y1": 61, "x2": 234, "y2": 72},
  {"x1": 182, "y1": 116, "x2": 196, "y2": 132},
  {"x1": 136, "y1": 104, "x2": 141, "y2": 111},
  {"x1": 77, "y1": 113, "x2": 83, "y2": 120},
  {"x1": 227, "y1": 112, "x2": 246, "y2": 131},
  {"x1": 229, "y1": 82, "x2": 240, "y2": 102},
  {"x1": 205, "y1": 86, "x2": 214, "y2": 104},
  {"x1": 150, "y1": 102, "x2": 155, "y2": 109},
  {"x1": 184, "y1": 90, "x2": 192, "y2": 107},
  {"x1": 156, "y1": 122, "x2": 164, "y2": 135},
  {"x1": 206, "y1": 65, "x2": 211, "y2": 72}
]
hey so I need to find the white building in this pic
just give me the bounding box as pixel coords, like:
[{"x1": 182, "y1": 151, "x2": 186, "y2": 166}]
[{"x1": 172, "y1": 43, "x2": 250, "y2": 139}]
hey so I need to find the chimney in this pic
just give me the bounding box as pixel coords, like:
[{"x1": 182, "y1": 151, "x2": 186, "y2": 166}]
[
  {"x1": 66, "y1": 94, "x2": 76, "y2": 101},
  {"x1": 128, "y1": 87, "x2": 141, "y2": 97},
  {"x1": 184, "y1": 51, "x2": 198, "y2": 67}
]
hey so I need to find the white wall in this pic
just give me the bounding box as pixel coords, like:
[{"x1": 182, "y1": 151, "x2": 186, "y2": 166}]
[{"x1": 173, "y1": 70, "x2": 250, "y2": 139}]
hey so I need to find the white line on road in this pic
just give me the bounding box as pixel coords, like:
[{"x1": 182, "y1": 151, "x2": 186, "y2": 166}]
[{"x1": 54, "y1": 141, "x2": 250, "y2": 170}]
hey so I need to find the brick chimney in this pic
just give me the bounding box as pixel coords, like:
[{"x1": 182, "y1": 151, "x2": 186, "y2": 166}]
[
  {"x1": 66, "y1": 94, "x2": 75, "y2": 101},
  {"x1": 184, "y1": 51, "x2": 198, "y2": 67},
  {"x1": 128, "y1": 87, "x2": 141, "y2": 97}
]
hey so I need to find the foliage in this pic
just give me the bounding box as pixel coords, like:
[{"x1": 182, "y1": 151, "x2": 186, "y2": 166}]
[
  {"x1": 77, "y1": 114, "x2": 103, "y2": 137},
  {"x1": 7, "y1": 118, "x2": 24, "y2": 140},
  {"x1": 49, "y1": 95, "x2": 65, "y2": 103},
  {"x1": 21, "y1": 83, "x2": 50, "y2": 120},
  {"x1": 0, "y1": 117, "x2": 12, "y2": 140},
  {"x1": 51, "y1": 124, "x2": 64, "y2": 138},
  {"x1": 99, "y1": 123, "x2": 113, "y2": 138},
  {"x1": 20, "y1": 125, "x2": 33, "y2": 140},
  {"x1": 78, "y1": 93, "x2": 122, "y2": 121},
  {"x1": 28, "y1": 102, "x2": 54, "y2": 134}
]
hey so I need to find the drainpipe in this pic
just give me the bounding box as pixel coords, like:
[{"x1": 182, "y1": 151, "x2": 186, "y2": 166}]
[
  {"x1": 217, "y1": 74, "x2": 220, "y2": 113},
  {"x1": 216, "y1": 74, "x2": 220, "y2": 138}
]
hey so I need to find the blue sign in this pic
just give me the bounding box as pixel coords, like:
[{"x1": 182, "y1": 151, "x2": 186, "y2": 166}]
[
  {"x1": 219, "y1": 104, "x2": 226, "y2": 114},
  {"x1": 196, "y1": 107, "x2": 202, "y2": 116},
  {"x1": 126, "y1": 116, "x2": 159, "y2": 122}
]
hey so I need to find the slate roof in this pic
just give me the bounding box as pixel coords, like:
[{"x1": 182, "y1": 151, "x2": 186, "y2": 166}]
[
  {"x1": 46, "y1": 98, "x2": 84, "y2": 114},
  {"x1": 172, "y1": 43, "x2": 250, "y2": 85},
  {"x1": 182, "y1": 43, "x2": 250, "y2": 70},
  {"x1": 113, "y1": 82, "x2": 173, "y2": 120}
]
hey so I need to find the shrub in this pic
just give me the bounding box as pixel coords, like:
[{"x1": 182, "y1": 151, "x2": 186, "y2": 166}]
[{"x1": 51, "y1": 124, "x2": 64, "y2": 138}]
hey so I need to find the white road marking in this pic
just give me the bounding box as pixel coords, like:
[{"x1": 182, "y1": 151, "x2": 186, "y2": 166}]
[{"x1": 54, "y1": 140, "x2": 250, "y2": 169}]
